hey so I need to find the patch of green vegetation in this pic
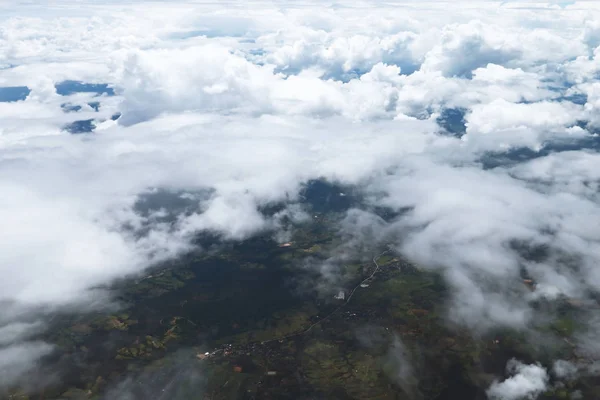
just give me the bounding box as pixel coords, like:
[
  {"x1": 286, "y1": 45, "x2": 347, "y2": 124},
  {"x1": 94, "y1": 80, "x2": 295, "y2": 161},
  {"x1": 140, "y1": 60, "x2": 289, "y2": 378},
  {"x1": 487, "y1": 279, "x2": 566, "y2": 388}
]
[
  {"x1": 216, "y1": 306, "x2": 316, "y2": 345},
  {"x1": 163, "y1": 326, "x2": 179, "y2": 343},
  {"x1": 302, "y1": 244, "x2": 323, "y2": 254},
  {"x1": 240, "y1": 262, "x2": 266, "y2": 270},
  {"x1": 551, "y1": 317, "x2": 576, "y2": 336},
  {"x1": 355, "y1": 269, "x2": 443, "y2": 318},
  {"x1": 86, "y1": 376, "x2": 105, "y2": 396},
  {"x1": 96, "y1": 314, "x2": 137, "y2": 331},
  {"x1": 6, "y1": 390, "x2": 29, "y2": 400},
  {"x1": 540, "y1": 387, "x2": 575, "y2": 399},
  {"x1": 127, "y1": 269, "x2": 194, "y2": 298},
  {"x1": 341, "y1": 263, "x2": 364, "y2": 278},
  {"x1": 301, "y1": 340, "x2": 394, "y2": 399},
  {"x1": 22, "y1": 216, "x2": 600, "y2": 400},
  {"x1": 377, "y1": 255, "x2": 394, "y2": 265},
  {"x1": 55, "y1": 388, "x2": 90, "y2": 399},
  {"x1": 116, "y1": 336, "x2": 165, "y2": 360}
]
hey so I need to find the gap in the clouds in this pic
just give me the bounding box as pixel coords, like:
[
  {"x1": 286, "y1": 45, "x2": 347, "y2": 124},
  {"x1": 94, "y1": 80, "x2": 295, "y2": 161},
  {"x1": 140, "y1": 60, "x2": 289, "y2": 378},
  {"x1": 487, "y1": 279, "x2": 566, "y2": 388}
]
[
  {"x1": 55, "y1": 80, "x2": 115, "y2": 97},
  {"x1": 7, "y1": 179, "x2": 584, "y2": 399},
  {"x1": 134, "y1": 188, "x2": 214, "y2": 223},
  {"x1": 326, "y1": 68, "x2": 372, "y2": 83},
  {"x1": 436, "y1": 108, "x2": 467, "y2": 138},
  {"x1": 480, "y1": 134, "x2": 600, "y2": 169},
  {"x1": 60, "y1": 103, "x2": 82, "y2": 113},
  {"x1": 274, "y1": 62, "x2": 418, "y2": 83},
  {"x1": 21, "y1": 191, "x2": 400, "y2": 398},
  {"x1": 0, "y1": 86, "x2": 30, "y2": 102},
  {"x1": 62, "y1": 114, "x2": 120, "y2": 133},
  {"x1": 60, "y1": 101, "x2": 102, "y2": 113},
  {"x1": 128, "y1": 180, "x2": 403, "y2": 254},
  {"x1": 543, "y1": 81, "x2": 589, "y2": 106},
  {"x1": 35, "y1": 236, "x2": 314, "y2": 398},
  {"x1": 511, "y1": 240, "x2": 552, "y2": 264},
  {"x1": 128, "y1": 187, "x2": 216, "y2": 246},
  {"x1": 575, "y1": 120, "x2": 600, "y2": 135},
  {"x1": 561, "y1": 93, "x2": 587, "y2": 106},
  {"x1": 480, "y1": 148, "x2": 541, "y2": 169},
  {"x1": 330, "y1": 64, "x2": 418, "y2": 82},
  {"x1": 133, "y1": 179, "x2": 364, "y2": 234},
  {"x1": 259, "y1": 179, "x2": 361, "y2": 218},
  {"x1": 519, "y1": 92, "x2": 588, "y2": 106},
  {"x1": 129, "y1": 180, "x2": 403, "y2": 251},
  {"x1": 299, "y1": 179, "x2": 361, "y2": 213},
  {"x1": 63, "y1": 119, "x2": 95, "y2": 134}
]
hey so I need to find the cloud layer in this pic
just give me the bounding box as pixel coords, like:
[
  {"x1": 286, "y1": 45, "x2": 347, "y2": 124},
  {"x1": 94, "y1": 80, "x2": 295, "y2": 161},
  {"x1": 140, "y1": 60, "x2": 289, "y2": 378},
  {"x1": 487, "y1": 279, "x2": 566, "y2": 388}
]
[{"x1": 2, "y1": 0, "x2": 600, "y2": 395}]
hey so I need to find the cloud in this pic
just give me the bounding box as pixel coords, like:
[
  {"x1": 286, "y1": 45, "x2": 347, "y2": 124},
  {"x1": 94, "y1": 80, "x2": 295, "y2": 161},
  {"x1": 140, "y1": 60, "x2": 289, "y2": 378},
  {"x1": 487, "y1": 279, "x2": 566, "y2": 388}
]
[
  {"x1": 0, "y1": 342, "x2": 54, "y2": 389},
  {"x1": 462, "y1": 99, "x2": 586, "y2": 153},
  {"x1": 552, "y1": 360, "x2": 579, "y2": 379},
  {"x1": 101, "y1": 350, "x2": 206, "y2": 400},
  {"x1": 582, "y1": 81, "x2": 600, "y2": 127},
  {"x1": 487, "y1": 359, "x2": 549, "y2": 400},
  {"x1": 1, "y1": 0, "x2": 600, "y2": 391},
  {"x1": 0, "y1": 322, "x2": 43, "y2": 347},
  {"x1": 384, "y1": 335, "x2": 419, "y2": 398},
  {"x1": 420, "y1": 21, "x2": 522, "y2": 78},
  {"x1": 355, "y1": 327, "x2": 419, "y2": 398}
]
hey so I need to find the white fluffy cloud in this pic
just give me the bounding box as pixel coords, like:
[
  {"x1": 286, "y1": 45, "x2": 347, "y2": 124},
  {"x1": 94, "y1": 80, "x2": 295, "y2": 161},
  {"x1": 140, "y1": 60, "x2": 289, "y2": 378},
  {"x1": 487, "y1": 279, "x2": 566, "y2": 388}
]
[
  {"x1": 487, "y1": 359, "x2": 549, "y2": 400},
  {"x1": 2, "y1": 0, "x2": 600, "y2": 388}
]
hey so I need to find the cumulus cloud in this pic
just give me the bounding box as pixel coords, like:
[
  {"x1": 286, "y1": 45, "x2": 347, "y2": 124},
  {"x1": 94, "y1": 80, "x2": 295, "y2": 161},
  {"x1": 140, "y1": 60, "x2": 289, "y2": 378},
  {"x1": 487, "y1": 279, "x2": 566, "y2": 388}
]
[
  {"x1": 487, "y1": 359, "x2": 549, "y2": 400},
  {"x1": 2, "y1": 0, "x2": 600, "y2": 390},
  {"x1": 464, "y1": 99, "x2": 584, "y2": 151},
  {"x1": 420, "y1": 20, "x2": 522, "y2": 78}
]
